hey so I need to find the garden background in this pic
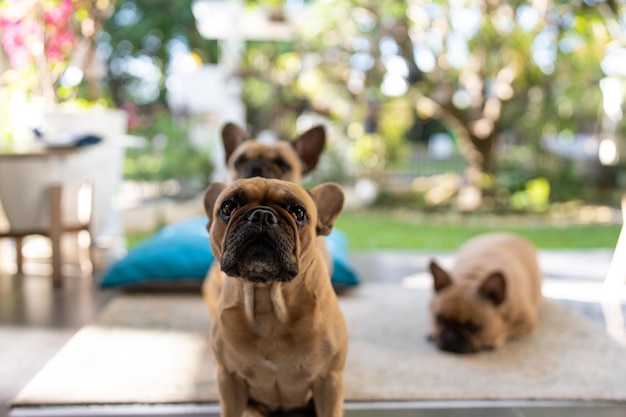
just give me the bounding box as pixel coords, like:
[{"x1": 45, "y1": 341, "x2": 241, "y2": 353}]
[{"x1": 1, "y1": 0, "x2": 625, "y2": 250}]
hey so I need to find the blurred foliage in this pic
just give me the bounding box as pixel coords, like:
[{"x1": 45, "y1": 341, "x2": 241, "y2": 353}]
[
  {"x1": 86, "y1": 0, "x2": 626, "y2": 209},
  {"x1": 302, "y1": 142, "x2": 354, "y2": 187},
  {"x1": 510, "y1": 177, "x2": 551, "y2": 213},
  {"x1": 96, "y1": 0, "x2": 218, "y2": 193},
  {"x1": 349, "y1": 133, "x2": 387, "y2": 172},
  {"x1": 101, "y1": 0, "x2": 218, "y2": 106},
  {"x1": 240, "y1": 41, "x2": 305, "y2": 137},
  {"x1": 124, "y1": 109, "x2": 213, "y2": 191},
  {"x1": 294, "y1": 0, "x2": 625, "y2": 198}
]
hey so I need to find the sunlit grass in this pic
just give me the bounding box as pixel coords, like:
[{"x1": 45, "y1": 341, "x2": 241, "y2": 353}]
[
  {"x1": 125, "y1": 230, "x2": 157, "y2": 250},
  {"x1": 125, "y1": 209, "x2": 621, "y2": 252},
  {"x1": 335, "y1": 210, "x2": 621, "y2": 251}
]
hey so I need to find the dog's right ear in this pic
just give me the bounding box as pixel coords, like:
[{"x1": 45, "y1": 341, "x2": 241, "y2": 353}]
[
  {"x1": 309, "y1": 182, "x2": 344, "y2": 236},
  {"x1": 478, "y1": 272, "x2": 507, "y2": 306},
  {"x1": 222, "y1": 123, "x2": 248, "y2": 163},
  {"x1": 204, "y1": 182, "x2": 227, "y2": 225},
  {"x1": 429, "y1": 260, "x2": 452, "y2": 293},
  {"x1": 293, "y1": 125, "x2": 326, "y2": 175}
]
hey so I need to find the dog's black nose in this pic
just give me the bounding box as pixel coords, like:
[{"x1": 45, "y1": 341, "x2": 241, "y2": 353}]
[
  {"x1": 438, "y1": 329, "x2": 470, "y2": 354},
  {"x1": 247, "y1": 208, "x2": 278, "y2": 225},
  {"x1": 242, "y1": 161, "x2": 270, "y2": 179},
  {"x1": 249, "y1": 166, "x2": 264, "y2": 177}
]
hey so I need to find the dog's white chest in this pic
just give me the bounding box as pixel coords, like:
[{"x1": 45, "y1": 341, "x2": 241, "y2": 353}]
[
  {"x1": 259, "y1": 357, "x2": 279, "y2": 372},
  {"x1": 243, "y1": 281, "x2": 289, "y2": 325}
]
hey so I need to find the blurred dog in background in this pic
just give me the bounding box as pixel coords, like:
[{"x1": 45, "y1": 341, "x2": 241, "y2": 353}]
[{"x1": 428, "y1": 233, "x2": 542, "y2": 354}]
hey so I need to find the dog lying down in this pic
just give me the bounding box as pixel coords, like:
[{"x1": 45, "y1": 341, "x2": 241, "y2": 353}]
[{"x1": 428, "y1": 233, "x2": 543, "y2": 354}]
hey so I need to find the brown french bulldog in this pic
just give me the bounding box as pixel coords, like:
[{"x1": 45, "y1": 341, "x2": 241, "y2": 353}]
[
  {"x1": 204, "y1": 177, "x2": 347, "y2": 417},
  {"x1": 204, "y1": 122, "x2": 328, "y2": 315},
  {"x1": 428, "y1": 233, "x2": 542, "y2": 354},
  {"x1": 221, "y1": 122, "x2": 326, "y2": 182}
]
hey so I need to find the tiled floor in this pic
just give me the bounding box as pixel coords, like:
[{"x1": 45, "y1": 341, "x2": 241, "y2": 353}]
[{"x1": 1, "y1": 250, "x2": 625, "y2": 417}]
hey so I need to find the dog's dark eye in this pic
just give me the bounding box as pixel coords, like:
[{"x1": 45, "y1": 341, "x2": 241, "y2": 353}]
[
  {"x1": 436, "y1": 314, "x2": 483, "y2": 334},
  {"x1": 274, "y1": 157, "x2": 291, "y2": 173},
  {"x1": 220, "y1": 200, "x2": 238, "y2": 219},
  {"x1": 465, "y1": 321, "x2": 482, "y2": 334},
  {"x1": 287, "y1": 204, "x2": 307, "y2": 223},
  {"x1": 233, "y1": 156, "x2": 247, "y2": 171}
]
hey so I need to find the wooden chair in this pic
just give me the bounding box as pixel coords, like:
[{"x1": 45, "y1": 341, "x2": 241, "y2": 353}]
[{"x1": 0, "y1": 182, "x2": 93, "y2": 288}]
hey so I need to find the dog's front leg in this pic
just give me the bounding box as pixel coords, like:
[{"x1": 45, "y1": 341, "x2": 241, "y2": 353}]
[
  {"x1": 217, "y1": 364, "x2": 249, "y2": 417},
  {"x1": 311, "y1": 371, "x2": 344, "y2": 417}
]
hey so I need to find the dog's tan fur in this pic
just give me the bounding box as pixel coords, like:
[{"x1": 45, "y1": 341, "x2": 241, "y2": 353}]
[
  {"x1": 428, "y1": 233, "x2": 542, "y2": 353},
  {"x1": 204, "y1": 178, "x2": 347, "y2": 417},
  {"x1": 203, "y1": 123, "x2": 327, "y2": 316}
]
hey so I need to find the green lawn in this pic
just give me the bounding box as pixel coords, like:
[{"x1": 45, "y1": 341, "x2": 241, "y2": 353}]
[
  {"x1": 125, "y1": 209, "x2": 622, "y2": 252},
  {"x1": 335, "y1": 210, "x2": 622, "y2": 251},
  {"x1": 125, "y1": 230, "x2": 158, "y2": 250}
]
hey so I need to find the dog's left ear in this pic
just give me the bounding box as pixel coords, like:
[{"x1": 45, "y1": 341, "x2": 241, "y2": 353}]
[
  {"x1": 293, "y1": 125, "x2": 326, "y2": 175},
  {"x1": 429, "y1": 260, "x2": 452, "y2": 293},
  {"x1": 222, "y1": 123, "x2": 248, "y2": 163},
  {"x1": 308, "y1": 182, "x2": 344, "y2": 236},
  {"x1": 204, "y1": 182, "x2": 227, "y2": 225},
  {"x1": 478, "y1": 272, "x2": 507, "y2": 306}
]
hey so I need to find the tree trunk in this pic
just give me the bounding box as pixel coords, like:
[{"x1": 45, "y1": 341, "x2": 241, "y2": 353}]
[
  {"x1": 466, "y1": 132, "x2": 495, "y2": 191},
  {"x1": 411, "y1": 94, "x2": 497, "y2": 204}
]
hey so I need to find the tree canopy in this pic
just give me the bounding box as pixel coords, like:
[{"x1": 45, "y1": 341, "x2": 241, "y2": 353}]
[
  {"x1": 97, "y1": 0, "x2": 626, "y2": 201},
  {"x1": 293, "y1": 0, "x2": 624, "y2": 194}
]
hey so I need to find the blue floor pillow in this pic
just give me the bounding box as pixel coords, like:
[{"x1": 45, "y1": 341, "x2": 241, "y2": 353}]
[{"x1": 101, "y1": 215, "x2": 359, "y2": 290}]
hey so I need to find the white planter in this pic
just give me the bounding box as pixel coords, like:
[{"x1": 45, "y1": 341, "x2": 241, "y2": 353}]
[{"x1": 0, "y1": 108, "x2": 128, "y2": 246}]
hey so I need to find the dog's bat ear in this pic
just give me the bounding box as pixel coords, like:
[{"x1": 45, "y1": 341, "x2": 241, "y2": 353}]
[
  {"x1": 429, "y1": 260, "x2": 452, "y2": 293},
  {"x1": 222, "y1": 123, "x2": 248, "y2": 163},
  {"x1": 293, "y1": 125, "x2": 326, "y2": 175},
  {"x1": 309, "y1": 182, "x2": 344, "y2": 236},
  {"x1": 478, "y1": 272, "x2": 507, "y2": 306},
  {"x1": 204, "y1": 182, "x2": 227, "y2": 224}
]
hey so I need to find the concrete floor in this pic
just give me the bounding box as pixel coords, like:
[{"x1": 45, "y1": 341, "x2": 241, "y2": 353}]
[
  {"x1": 1, "y1": 249, "x2": 625, "y2": 417},
  {"x1": 0, "y1": 252, "x2": 117, "y2": 417}
]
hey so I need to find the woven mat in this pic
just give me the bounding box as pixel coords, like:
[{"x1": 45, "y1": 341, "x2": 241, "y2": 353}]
[{"x1": 13, "y1": 282, "x2": 626, "y2": 406}]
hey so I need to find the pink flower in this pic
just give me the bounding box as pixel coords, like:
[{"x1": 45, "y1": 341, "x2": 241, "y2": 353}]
[
  {"x1": 45, "y1": 28, "x2": 75, "y2": 63},
  {"x1": 1, "y1": 19, "x2": 39, "y2": 69},
  {"x1": 42, "y1": 0, "x2": 79, "y2": 63},
  {"x1": 0, "y1": 0, "x2": 30, "y2": 27},
  {"x1": 0, "y1": 16, "x2": 10, "y2": 31},
  {"x1": 0, "y1": 0, "x2": 90, "y2": 103},
  {"x1": 43, "y1": 0, "x2": 73, "y2": 27}
]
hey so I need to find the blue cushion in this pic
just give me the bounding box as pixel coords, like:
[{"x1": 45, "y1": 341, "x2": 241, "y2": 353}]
[
  {"x1": 324, "y1": 226, "x2": 360, "y2": 287},
  {"x1": 100, "y1": 216, "x2": 359, "y2": 289}
]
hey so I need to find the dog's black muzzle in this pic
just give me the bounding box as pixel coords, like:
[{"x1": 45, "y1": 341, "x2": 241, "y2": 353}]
[
  {"x1": 220, "y1": 206, "x2": 298, "y2": 283},
  {"x1": 437, "y1": 329, "x2": 473, "y2": 354}
]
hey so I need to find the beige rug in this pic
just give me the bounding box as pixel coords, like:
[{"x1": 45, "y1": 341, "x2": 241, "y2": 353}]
[{"x1": 13, "y1": 282, "x2": 626, "y2": 406}]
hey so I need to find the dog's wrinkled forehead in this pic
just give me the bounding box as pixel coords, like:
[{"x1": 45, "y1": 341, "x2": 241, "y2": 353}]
[
  {"x1": 220, "y1": 177, "x2": 313, "y2": 211},
  {"x1": 232, "y1": 142, "x2": 297, "y2": 163}
]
